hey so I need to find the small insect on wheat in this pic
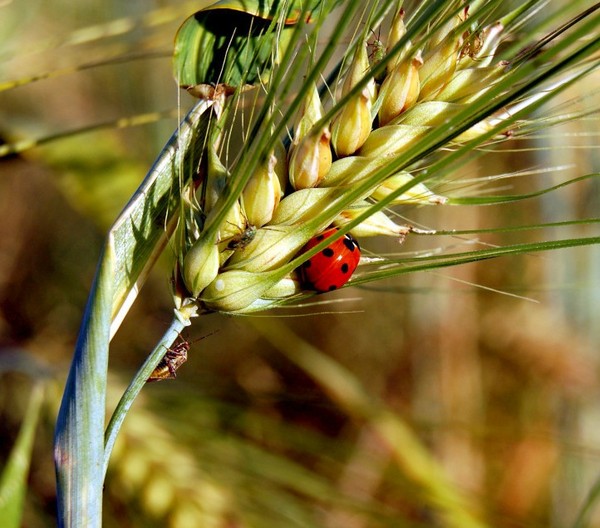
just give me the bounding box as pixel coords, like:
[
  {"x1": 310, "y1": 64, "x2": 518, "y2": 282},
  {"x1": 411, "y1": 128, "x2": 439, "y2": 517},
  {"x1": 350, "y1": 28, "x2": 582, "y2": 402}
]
[
  {"x1": 147, "y1": 331, "x2": 215, "y2": 382},
  {"x1": 147, "y1": 336, "x2": 190, "y2": 382},
  {"x1": 368, "y1": 28, "x2": 385, "y2": 63},
  {"x1": 225, "y1": 222, "x2": 257, "y2": 251}
]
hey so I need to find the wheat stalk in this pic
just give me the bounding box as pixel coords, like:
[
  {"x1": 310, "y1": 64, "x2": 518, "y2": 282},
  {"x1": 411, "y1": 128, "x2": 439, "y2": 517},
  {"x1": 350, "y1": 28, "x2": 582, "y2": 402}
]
[{"x1": 53, "y1": 1, "x2": 600, "y2": 526}]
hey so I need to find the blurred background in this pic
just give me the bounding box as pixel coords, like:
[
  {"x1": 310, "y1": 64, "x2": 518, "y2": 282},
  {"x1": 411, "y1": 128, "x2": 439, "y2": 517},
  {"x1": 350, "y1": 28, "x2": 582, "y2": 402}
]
[{"x1": 1, "y1": 1, "x2": 599, "y2": 527}]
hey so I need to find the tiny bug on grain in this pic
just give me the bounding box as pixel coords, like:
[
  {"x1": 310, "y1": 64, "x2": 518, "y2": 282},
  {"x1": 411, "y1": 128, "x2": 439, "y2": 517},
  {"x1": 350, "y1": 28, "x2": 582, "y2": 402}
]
[
  {"x1": 368, "y1": 28, "x2": 385, "y2": 63},
  {"x1": 220, "y1": 206, "x2": 257, "y2": 252},
  {"x1": 147, "y1": 331, "x2": 215, "y2": 382},
  {"x1": 225, "y1": 222, "x2": 257, "y2": 250}
]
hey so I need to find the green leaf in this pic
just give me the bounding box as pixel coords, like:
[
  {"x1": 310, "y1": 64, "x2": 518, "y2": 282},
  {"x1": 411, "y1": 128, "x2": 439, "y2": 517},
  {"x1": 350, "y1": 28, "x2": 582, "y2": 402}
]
[
  {"x1": 54, "y1": 243, "x2": 114, "y2": 528},
  {"x1": 54, "y1": 101, "x2": 210, "y2": 527},
  {"x1": 108, "y1": 103, "x2": 210, "y2": 335},
  {"x1": 0, "y1": 384, "x2": 44, "y2": 528},
  {"x1": 173, "y1": 0, "x2": 328, "y2": 89}
]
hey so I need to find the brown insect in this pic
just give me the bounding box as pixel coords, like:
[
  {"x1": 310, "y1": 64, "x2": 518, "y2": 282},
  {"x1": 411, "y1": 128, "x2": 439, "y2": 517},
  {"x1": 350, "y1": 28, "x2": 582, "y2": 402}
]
[
  {"x1": 147, "y1": 337, "x2": 190, "y2": 382},
  {"x1": 147, "y1": 331, "x2": 216, "y2": 382}
]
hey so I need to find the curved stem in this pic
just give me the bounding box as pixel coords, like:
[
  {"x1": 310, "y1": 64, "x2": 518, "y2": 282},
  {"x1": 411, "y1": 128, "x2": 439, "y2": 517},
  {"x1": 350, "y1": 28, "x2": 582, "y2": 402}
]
[{"x1": 102, "y1": 307, "x2": 194, "y2": 477}]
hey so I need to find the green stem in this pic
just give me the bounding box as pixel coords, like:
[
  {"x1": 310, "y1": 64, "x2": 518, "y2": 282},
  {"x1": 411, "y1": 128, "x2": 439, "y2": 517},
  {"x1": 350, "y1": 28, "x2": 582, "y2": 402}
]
[{"x1": 102, "y1": 308, "x2": 193, "y2": 477}]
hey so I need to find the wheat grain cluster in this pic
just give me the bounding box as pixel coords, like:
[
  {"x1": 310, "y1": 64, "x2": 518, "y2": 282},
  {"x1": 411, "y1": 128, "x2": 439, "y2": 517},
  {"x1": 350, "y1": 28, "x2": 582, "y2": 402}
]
[{"x1": 178, "y1": 5, "x2": 511, "y2": 315}]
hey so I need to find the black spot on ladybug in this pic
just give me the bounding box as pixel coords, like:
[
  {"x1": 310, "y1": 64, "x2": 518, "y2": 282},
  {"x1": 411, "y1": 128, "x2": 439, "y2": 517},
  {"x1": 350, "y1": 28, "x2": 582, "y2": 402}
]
[
  {"x1": 341, "y1": 263, "x2": 349, "y2": 273},
  {"x1": 316, "y1": 234, "x2": 325, "y2": 241},
  {"x1": 302, "y1": 260, "x2": 312, "y2": 269},
  {"x1": 323, "y1": 248, "x2": 335, "y2": 258},
  {"x1": 328, "y1": 285, "x2": 337, "y2": 291},
  {"x1": 343, "y1": 237, "x2": 358, "y2": 251}
]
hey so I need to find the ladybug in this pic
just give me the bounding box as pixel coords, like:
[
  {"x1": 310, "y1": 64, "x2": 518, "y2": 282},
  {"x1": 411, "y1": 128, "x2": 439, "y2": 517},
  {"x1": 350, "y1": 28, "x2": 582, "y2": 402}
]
[{"x1": 298, "y1": 227, "x2": 361, "y2": 293}]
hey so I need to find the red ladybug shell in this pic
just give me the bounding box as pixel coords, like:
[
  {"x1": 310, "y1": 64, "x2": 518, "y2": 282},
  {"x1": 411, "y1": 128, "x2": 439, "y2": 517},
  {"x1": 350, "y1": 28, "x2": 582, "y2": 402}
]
[{"x1": 298, "y1": 228, "x2": 361, "y2": 292}]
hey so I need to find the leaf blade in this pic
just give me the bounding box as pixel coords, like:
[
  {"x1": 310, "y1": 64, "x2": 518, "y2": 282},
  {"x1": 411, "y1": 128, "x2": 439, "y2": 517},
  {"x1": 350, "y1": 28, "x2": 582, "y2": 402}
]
[{"x1": 0, "y1": 384, "x2": 44, "y2": 528}]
